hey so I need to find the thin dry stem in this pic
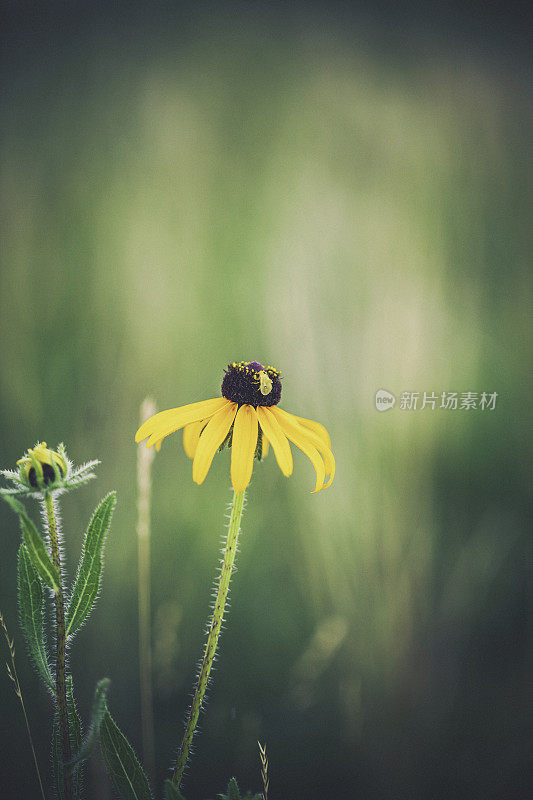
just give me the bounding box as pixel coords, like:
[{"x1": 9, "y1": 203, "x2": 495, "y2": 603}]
[
  {"x1": 137, "y1": 397, "x2": 157, "y2": 778},
  {"x1": 258, "y1": 741, "x2": 269, "y2": 800},
  {"x1": 1, "y1": 609, "x2": 46, "y2": 800}
]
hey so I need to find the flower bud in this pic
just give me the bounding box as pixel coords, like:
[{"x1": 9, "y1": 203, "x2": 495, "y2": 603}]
[{"x1": 17, "y1": 442, "x2": 68, "y2": 490}]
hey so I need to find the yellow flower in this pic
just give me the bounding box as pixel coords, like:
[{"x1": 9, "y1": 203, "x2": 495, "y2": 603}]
[{"x1": 135, "y1": 361, "x2": 335, "y2": 494}]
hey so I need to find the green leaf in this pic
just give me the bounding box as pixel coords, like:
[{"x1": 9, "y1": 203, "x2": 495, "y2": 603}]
[
  {"x1": 164, "y1": 780, "x2": 187, "y2": 800},
  {"x1": 100, "y1": 708, "x2": 153, "y2": 800},
  {"x1": 3, "y1": 494, "x2": 60, "y2": 590},
  {"x1": 67, "y1": 678, "x2": 110, "y2": 769},
  {"x1": 17, "y1": 544, "x2": 54, "y2": 690},
  {"x1": 66, "y1": 492, "x2": 116, "y2": 638}
]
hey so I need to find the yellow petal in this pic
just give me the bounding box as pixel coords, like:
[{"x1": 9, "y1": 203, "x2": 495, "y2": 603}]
[
  {"x1": 261, "y1": 436, "x2": 270, "y2": 458},
  {"x1": 293, "y1": 414, "x2": 332, "y2": 449},
  {"x1": 320, "y1": 451, "x2": 335, "y2": 489},
  {"x1": 135, "y1": 398, "x2": 229, "y2": 449},
  {"x1": 270, "y1": 408, "x2": 326, "y2": 493},
  {"x1": 231, "y1": 405, "x2": 259, "y2": 493},
  {"x1": 192, "y1": 403, "x2": 238, "y2": 485},
  {"x1": 291, "y1": 422, "x2": 335, "y2": 488},
  {"x1": 256, "y1": 407, "x2": 293, "y2": 476},
  {"x1": 183, "y1": 419, "x2": 206, "y2": 459},
  {"x1": 273, "y1": 407, "x2": 335, "y2": 489},
  {"x1": 155, "y1": 440, "x2": 163, "y2": 452},
  {"x1": 135, "y1": 397, "x2": 226, "y2": 441}
]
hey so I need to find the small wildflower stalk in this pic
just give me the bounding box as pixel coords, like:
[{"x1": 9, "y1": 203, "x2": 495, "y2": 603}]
[
  {"x1": 44, "y1": 493, "x2": 73, "y2": 800},
  {"x1": 1, "y1": 610, "x2": 46, "y2": 800},
  {"x1": 172, "y1": 488, "x2": 246, "y2": 788},
  {"x1": 258, "y1": 741, "x2": 269, "y2": 800}
]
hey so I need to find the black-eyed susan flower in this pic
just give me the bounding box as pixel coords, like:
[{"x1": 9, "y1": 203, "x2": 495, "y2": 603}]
[
  {"x1": 135, "y1": 365, "x2": 335, "y2": 788},
  {"x1": 135, "y1": 361, "x2": 334, "y2": 493}
]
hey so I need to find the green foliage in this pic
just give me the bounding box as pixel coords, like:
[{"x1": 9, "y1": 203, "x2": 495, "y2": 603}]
[
  {"x1": 17, "y1": 543, "x2": 54, "y2": 690},
  {"x1": 213, "y1": 778, "x2": 263, "y2": 800},
  {"x1": 2, "y1": 458, "x2": 119, "y2": 797},
  {"x1": 67, "y1": 677, "x2": 110, "y2": 770},
  {"x1": 164, "y1": 780, "x2": 187, "y2": 800},
  {"x1": 2, "y1": 493, "x2": 60, "y2": 590},
  {"x1": 100, "y1": 708, "x2": 153, "y2": 800},
  {"x1": 66, "y1": 492, "x2": 116, "y2": 638},
  {"x1": 2, "y1": 451, "x2": 119, "y2": 798}
]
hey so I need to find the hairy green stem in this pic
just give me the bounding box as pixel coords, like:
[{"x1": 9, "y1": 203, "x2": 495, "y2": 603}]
[
  {"x1": 45, "y1": 493, "x2": 73, "y2": 800},
  {"x1": 172, "y1": 488, "x2": 246, "y2": 788}
]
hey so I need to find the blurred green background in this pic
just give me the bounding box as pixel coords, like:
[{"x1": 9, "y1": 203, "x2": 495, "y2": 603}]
[{"x1": 1, "y1": 3, "x2": 531, "y2": 799}]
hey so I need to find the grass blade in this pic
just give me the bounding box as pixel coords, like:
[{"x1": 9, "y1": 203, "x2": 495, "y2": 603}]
[{"x1": 1, "y1": 610, "x2": 46, "y2": 800}]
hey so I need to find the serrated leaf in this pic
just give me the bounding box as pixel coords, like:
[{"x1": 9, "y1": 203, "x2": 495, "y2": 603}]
[
  {"x1": 17, "y1": 544, "x2": 54, "y2": 690},
  {"x1": 100, "y1": 708, "x2": 153, "y2": 800},
  {"x1": 52, "y1": 678, "x2": 84, "y2": 800},
  {"x1": 67, "y1": 677, "x2": 110, "y2": 769},
  {"x1": 2, "y1": 494, "x2": 60, "y2": 591},
  {"x1": 164, "y1": 780, "x2": 187, "y2": 800},
  {"x1": 66, "y1": 492, "x2": 116, "y2": 638}
]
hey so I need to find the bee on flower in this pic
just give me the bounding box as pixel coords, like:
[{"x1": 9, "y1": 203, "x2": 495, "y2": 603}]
[{"x1": 135, "y1": 361, "x2": 334, "y2": 493}]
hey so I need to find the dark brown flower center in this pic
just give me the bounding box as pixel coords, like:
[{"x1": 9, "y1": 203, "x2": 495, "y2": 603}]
[{"x1": 221, "y1": 361, "x2": 282, "y2": 407}]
